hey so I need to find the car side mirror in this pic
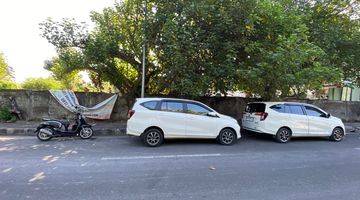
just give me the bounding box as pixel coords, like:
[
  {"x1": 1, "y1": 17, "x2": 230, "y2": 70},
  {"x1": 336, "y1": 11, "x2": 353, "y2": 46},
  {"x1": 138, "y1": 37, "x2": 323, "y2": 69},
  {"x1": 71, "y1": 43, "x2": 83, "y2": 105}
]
[
  {"x1": 321, "y1": 113, "x2": 330, "y2": 118},
  {"x1": 207, "y1": 112, "x2": 218, "y2": 117}
]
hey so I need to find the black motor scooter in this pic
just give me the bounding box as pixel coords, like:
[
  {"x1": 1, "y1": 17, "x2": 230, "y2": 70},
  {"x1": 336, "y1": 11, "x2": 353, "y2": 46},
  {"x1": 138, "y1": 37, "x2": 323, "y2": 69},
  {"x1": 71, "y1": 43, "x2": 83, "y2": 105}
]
[{"x1": 35, "y1": 108, "x2": 94, "y2": 141}]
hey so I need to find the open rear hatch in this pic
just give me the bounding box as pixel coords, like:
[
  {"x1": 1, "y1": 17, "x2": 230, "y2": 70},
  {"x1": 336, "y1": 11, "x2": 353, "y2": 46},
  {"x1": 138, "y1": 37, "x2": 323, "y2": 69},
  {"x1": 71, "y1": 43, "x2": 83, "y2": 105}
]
[{"x1": 243, "y1": 103, "x2": 267, "y2": 127}]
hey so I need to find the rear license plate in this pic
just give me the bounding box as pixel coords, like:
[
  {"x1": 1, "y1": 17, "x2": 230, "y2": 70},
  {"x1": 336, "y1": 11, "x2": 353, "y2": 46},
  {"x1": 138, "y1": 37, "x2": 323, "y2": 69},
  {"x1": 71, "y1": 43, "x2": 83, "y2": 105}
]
[{"x1": 245, "y1": 116, "x2": 254, "y2": 122}]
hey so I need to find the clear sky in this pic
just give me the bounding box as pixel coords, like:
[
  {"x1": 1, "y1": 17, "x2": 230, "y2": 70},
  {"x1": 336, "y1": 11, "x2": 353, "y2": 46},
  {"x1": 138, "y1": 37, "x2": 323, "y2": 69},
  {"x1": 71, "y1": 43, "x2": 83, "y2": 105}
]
[{"x1": 0, "y1": 0, "x2": 115, "y2": 82}]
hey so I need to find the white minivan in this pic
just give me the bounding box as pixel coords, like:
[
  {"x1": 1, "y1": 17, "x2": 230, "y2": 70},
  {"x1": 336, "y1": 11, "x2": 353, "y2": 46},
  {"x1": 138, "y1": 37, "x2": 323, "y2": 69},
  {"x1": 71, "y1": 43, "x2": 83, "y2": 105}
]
[
  {"x1": 127, "y1": 98, "x2": 241, "y2": 147},
  {"x1": 242, "y1": 102, "x2": 345, "y2": 143}
]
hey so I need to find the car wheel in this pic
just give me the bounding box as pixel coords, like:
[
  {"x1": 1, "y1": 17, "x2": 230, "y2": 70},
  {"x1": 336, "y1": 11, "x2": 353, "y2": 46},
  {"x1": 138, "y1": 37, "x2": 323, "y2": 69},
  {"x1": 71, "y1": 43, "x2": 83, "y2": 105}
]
[
  {"x1": 275, "y1": 127, "x2": 291, "y2": 143},
  {"x1": 218, "y1": 128, "x2": 237, "y2": 145},
  {"x1": 330, "y1": 127, "x2": 344, "y2": 142},
  {"x1": 142, "y1": 128, "x2": 164, "y2": 147}
]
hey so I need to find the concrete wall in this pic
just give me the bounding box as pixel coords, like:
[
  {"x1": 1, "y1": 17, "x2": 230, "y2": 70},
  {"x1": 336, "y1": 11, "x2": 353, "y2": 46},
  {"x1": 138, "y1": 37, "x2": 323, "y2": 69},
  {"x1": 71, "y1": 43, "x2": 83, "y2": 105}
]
[
  {"x1": 0, "y1": 90, "x2": 359, "y2": 122},
  {"x1": 0, "y1": 90, "x2": 130, "y2": 122}
]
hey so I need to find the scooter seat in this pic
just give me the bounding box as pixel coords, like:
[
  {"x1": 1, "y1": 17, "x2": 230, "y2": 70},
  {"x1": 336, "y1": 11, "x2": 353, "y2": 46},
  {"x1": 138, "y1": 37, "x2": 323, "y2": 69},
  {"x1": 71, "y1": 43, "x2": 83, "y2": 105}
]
[{"x1": 42, "y1": 118, "x2": 70, "y2": 128}]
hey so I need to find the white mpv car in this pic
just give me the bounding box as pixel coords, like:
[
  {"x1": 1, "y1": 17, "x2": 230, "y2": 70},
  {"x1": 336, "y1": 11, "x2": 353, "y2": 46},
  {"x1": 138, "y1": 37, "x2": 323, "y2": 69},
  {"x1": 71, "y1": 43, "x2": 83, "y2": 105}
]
[
  {"x1": 242, "y1": 102, "x2": 345, "y2": 143},
  {"x1": 127, "y1": 98, "x2": 241, "y2": 147}
]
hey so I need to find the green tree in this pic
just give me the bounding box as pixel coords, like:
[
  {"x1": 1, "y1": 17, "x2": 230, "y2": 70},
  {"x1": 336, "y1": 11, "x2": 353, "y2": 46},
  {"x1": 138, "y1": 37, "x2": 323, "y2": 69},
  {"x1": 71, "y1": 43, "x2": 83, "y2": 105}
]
[
  {"x1": 21, "y1": 77, "x2": 65, "y2": 90},
  {"x1": 296, "y1": 0, "x2": 360, "y2": 85},
  {"x1": 241, "y1": 0, "x2": 341, "y2": 99},
  {"x1": 45, "y1": 57, "x2": 86, "y2": 91},
  {"x1": 0, "y1": 52, "x2": 18, "y2": 89},
  {"x1": 39, "y1": 1, "x2": 151, "y2": 98},
  {"x1": 152, "y1": 0, "x2": 255, "y2": 96},
  {"x1": 40, "y1": 0, "x2": 359, "y2": 99}
]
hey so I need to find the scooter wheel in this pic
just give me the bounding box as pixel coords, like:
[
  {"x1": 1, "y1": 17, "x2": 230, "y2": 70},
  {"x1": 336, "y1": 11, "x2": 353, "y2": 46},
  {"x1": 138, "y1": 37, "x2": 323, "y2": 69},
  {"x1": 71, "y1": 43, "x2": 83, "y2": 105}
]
[
  {"x1": 79, "y1": 127, "x2": 93, "y2": 139},
  {"x1": 37, "y1": 128, "x2": 52, "y2": 141}
]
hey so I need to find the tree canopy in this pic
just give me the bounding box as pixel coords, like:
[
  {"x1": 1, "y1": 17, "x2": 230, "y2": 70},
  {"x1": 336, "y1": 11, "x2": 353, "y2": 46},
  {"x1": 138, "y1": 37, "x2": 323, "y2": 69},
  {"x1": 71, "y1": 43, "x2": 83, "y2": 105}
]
[
  {"x1": 21, "y1": 77, "x2": 65, "y2": 91},
  {"x1": 0, "y1": 53, "x2": 18, "y2": 89},
  {"x1": 40, "y1": 0, "x2": 360, "y2": 100}
]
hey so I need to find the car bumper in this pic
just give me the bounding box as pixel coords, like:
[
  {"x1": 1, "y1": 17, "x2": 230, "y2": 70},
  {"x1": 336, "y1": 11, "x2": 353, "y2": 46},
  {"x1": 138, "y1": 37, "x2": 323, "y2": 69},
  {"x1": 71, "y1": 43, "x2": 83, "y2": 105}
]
[
  {"x1": 242, "y1": 126, "x2": 275, "y2": 135},
  {"x1": 126, "y1": 126, "x2": 142, "y2": 137}
]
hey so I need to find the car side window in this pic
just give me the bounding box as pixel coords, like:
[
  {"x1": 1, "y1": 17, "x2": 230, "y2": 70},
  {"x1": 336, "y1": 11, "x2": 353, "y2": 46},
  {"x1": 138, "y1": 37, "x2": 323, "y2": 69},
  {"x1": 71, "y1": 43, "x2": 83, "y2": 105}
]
[
  {"x1": 305, "y1": 106, "x2": 325, "y2": 117},
  {"x1": 286, "y1": 105, "x2": 305, "y2": 115},
  {"x1": 160, "y1": 101, "x2": 184, "y2": 113},
  {"x1": 270, "y1": 104, "x2": 285, "y2": 113},
  {"x1": 186, "y1": 103, "x2": 211, "y2": 115},
  {"x1": 141, "y1": 101, "x2": 158, "y2": 110}
]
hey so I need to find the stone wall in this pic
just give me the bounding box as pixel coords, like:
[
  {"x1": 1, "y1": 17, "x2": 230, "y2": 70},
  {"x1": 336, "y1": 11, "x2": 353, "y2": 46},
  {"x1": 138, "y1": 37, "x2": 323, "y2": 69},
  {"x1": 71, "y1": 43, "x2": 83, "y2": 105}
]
[{"x1": 0, "y1": 90, "x2": 359, "y2": 122}]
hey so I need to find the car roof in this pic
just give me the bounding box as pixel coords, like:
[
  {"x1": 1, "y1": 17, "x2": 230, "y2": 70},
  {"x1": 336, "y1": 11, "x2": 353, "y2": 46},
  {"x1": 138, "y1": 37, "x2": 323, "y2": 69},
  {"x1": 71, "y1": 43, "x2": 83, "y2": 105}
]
[
  {"x1": 135, "y1": 97, "x2": 215, "y2": 111},
  {"x1": 136, "y1": 97, "x2": 202, "y2": 104},
  {"x1": 247, "y1": 101, "x2": 317, "y2": 107}
]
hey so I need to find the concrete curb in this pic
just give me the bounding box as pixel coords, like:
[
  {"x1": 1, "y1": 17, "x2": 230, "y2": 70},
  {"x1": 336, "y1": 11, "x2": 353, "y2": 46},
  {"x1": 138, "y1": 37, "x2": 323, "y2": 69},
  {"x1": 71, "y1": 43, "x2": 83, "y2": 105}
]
[
  {"x1": 0, "y1": 127, "x2": 127, "y2": 136},
  {"x1": 0, "y1": 124, "x2": 358, "y2": 136}
]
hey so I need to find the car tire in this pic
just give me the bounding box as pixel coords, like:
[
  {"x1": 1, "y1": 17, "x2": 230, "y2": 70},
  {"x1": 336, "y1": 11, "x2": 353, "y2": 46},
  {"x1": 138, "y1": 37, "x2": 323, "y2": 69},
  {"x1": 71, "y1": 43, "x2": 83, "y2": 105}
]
[
  {"x1": 218, "y1": 128, "x2": 237, "y2": 145},
  {"x1": 142, "y1": 128, "x2": 164, "y2": 147},
  {"x1": 275, "y1": 127, "x2": 291, "y2": 143},
  {"x1": 330, "y1": 127, "x2": 344, "y2": 142}
]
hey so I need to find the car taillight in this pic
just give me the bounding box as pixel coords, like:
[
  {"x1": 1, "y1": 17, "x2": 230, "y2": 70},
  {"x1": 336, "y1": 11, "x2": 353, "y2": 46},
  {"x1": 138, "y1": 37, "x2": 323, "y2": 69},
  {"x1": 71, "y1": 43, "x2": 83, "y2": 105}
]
[
  {"x1": 127, "y1": 110, "x2": 135, "y2": 119},
  {"x1": 255, "y1": 112, "x2": 268, "y2": 121}
]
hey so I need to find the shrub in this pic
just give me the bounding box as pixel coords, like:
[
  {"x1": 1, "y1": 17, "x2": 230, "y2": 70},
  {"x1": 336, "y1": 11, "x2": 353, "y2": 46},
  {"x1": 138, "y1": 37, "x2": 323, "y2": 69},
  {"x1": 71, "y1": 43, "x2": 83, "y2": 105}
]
[
  {"x1": 0, "y1": 106, "x2": 15, "y2": 122},
  {"x1": 21, "y1": 77, "x2": 65, "y2": 90}
]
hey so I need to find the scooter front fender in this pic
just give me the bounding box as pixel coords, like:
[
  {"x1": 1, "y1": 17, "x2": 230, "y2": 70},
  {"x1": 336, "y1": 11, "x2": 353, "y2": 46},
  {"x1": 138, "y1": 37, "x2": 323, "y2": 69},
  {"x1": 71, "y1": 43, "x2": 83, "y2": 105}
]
[
  {"x1": 81, "y1": 124, "x2": 93, "y2": 128},
  {"x1": 37, "y1": 128, "x2": 54, "y2": 136},
  {"x1": 34, "y1": 124, "x2": 46, "y2": 133}
]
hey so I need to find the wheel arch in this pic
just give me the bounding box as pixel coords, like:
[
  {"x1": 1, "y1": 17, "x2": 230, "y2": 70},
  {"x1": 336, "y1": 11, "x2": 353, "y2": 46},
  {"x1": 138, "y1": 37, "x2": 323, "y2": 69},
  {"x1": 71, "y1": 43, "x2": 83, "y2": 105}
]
[
  {"x1": 219, "y1": 127, "x2": 237, "y2": 138},
  {"x1": 278, "y1": 126, "x2": 292, "y2": 135},
  {"x1": 333, "y1": 126, "x2": 344, "y2": 133},
  {"x1": 142, "y1": 126, "x2": 164, "y2": 137}
]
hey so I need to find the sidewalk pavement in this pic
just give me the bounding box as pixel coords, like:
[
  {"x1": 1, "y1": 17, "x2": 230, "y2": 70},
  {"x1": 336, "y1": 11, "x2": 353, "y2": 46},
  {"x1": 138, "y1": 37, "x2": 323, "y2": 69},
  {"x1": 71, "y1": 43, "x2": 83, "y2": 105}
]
[
  {"x1": 0, "y1": 121, "x2": 359, "y2": 136},
  {"x1": 347, "y1": 122, "x2": 360, "y2": 133},
  {"x1": 0, "y1": 121, "x2": 127, "y2": 136}
]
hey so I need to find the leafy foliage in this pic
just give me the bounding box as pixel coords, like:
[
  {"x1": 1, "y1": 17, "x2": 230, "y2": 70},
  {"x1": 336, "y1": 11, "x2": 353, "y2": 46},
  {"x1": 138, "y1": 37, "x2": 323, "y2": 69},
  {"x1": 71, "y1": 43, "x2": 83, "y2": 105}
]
[
  {"x1": 0, "y1": 53, "x2": 18, "y2": 89},
  {"x1": 300, "y1": 0, "x2": 360, "y2": 85},
  {"x1": 21, "y1": 77, "x2": 65, "y2": 90},
  {"x1": 0, "y1": 106, "x2": 14, "y2": 122},
  {"x1": 40, "y1": 0, "x2": 360, "y2": 100},
  {"x1": 44, "y1": 57, "x2": 87, "y2": 91},
  {"x1": 40, "y1": 1, "x2": 146, "y2": 97}
]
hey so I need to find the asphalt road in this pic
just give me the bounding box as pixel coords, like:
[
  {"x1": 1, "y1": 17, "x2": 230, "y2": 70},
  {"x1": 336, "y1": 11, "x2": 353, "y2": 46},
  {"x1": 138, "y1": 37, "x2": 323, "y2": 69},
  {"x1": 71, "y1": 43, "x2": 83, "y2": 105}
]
[{"x1": 1, "y1": 133, "x2": 360, "y2": 200}]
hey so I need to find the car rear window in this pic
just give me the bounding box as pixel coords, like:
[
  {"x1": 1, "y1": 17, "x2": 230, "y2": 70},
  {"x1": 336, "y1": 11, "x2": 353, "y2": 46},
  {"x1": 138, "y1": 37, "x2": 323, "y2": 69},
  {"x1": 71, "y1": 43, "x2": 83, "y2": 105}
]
[
  {"x1": 140, "y1": 101, "x2": 158, "y2": 110},
  {"x1": 245, "y1": 103, "x2": 266, "y2": 113}
]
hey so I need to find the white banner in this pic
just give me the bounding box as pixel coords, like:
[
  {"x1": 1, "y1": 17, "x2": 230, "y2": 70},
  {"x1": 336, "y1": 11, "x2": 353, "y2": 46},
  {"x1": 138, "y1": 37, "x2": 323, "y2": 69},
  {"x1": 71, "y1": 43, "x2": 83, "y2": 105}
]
[{"x1": 50, "y1": 90, "x2": 118, "y2": 120}]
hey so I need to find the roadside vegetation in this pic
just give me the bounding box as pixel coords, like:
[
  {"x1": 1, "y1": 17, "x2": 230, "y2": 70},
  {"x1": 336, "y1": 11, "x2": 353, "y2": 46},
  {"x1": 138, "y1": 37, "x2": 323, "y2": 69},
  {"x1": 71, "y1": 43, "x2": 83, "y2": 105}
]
[
  {"x1": 0, "y1": 53, "x2": 18, "y2": 90},
  {"x1": 1, "y1": 0, "x2": 359, "y2": 100}
]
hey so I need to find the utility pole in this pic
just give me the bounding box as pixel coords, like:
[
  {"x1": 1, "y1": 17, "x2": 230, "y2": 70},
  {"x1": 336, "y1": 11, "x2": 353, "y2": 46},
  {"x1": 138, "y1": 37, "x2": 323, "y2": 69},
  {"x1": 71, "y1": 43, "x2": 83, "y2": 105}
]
[{"x1": 141, "y1": 0, "x2": 147, "y2": 98}]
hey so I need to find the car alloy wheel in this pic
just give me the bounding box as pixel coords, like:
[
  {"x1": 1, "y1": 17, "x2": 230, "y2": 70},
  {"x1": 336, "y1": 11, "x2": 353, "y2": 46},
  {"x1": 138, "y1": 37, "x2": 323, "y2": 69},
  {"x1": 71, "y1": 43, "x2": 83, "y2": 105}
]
[
  {"x1": 276, "y1": 128, "x2": 291, "y2": 143},
  {"x1": 142, "y1": 128, "x2": 164, "y2": 147},
  {"x1": 219, "y1": 128, "x2": 236, "y2": 145},
  {"x1": 146, "y1": 131, "x2": 160, "y2": 145},
  {"x1": 331, "y1": 127, "x2": 344, "y2": 142}
]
